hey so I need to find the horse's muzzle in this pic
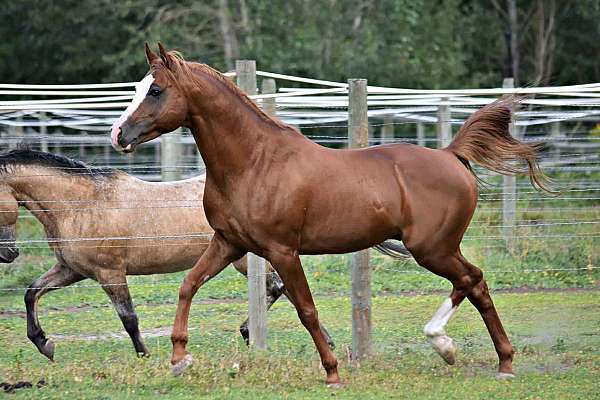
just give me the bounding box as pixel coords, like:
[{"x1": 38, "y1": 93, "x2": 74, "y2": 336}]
[{"x1": 111, "y1": 128, "x2": 136, "y2": 153}]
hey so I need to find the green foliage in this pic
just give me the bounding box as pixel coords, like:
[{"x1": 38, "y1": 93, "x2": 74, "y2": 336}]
[{"x1": 1, "y1": 1, "x2": 599, "y2": 87}]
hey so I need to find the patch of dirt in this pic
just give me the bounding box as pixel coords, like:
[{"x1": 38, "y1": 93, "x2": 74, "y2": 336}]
[
  {"x1": 51, "y1": 326, "x2": 199, "y2": 341},
  {"x1": 0, "y1": 297, "x2": 246, "y2": 319},
  {"x1": 1, "y1": 287, "x2": 596, "y2": 319}
]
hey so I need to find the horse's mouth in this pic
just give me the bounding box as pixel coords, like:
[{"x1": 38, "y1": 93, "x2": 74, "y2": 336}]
[
  {"x1": 113, "y1": 139, "x2": 137, "y2": 154},
  {"x1": 121, "y1": 143, "x2": 136, "y2": 153}
]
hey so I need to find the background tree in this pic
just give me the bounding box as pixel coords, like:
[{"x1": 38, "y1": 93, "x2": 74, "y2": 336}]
[{"x1": 0, "y1": 0, "x2": 598, "y2": 87}]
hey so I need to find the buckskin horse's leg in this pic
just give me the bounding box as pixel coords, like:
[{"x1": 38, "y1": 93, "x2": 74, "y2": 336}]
[
  {"x1": 25, "y1": 263, "x2": 86, "y2": 361},
  {"x1": 267, "y1": 249, "x2": 341, "y2": 386},
  {"x1": 171, "y1": 234, "x2": 244, "y2": 375},
  {"x1": 95, "y1": 269, "x2": 149, "y2": 357}
]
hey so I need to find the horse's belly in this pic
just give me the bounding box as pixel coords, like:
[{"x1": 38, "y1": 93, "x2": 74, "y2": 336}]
[
  {"x1": 124, "y1": 241, "x2": 208, "y2": 275},
  {"x1": 299, "y1": 210, "x2": 401, "y2": 254}
]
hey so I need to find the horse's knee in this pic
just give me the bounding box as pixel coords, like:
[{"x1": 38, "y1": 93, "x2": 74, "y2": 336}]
[
  {"x1": 297, "y1": 306, "x2": 319, "y2": 328},
  {"x1": 178, "y1": 279, "x2": 198, "y2": 301}
]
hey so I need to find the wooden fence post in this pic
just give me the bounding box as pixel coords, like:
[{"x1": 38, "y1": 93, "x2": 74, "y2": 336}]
[
  {"x1": 79, "y1": 132, "x2": 87, "y2": 158},
  {"x1": 437, "y1": 97, "x2": 451, "y2": 148},
  {"x1": 237, "y1": 59, "x2": 267, "y2": 349},
  {"x1": 502, "y1": 78, "x2": 518, "y2": 250},
  {"x1": 417, "y1": 122, "x2": 426, "y2": 147},
  {"x1": 381, "y1": 116, "x2": 394, "y2": 144},
  {"x1": 551, "y1": 121, "x2": 561, "y2": 163},
  {"x1": 40, "y1": 112, "x2": 49, "y2": 153},
  {"x1": 348, "y1": 78, "x2": 372, "y2": 360},
  {"x1": 161, "y1": 129, "x2": 182, "y2": 181},
  {"x1": 247, "y1": 253, "x2": 267, "y2": 349},
  {"x1": 236, "y1": 60, "x2": 257, "y2": 96},
  {"x1": 9, "y1": 117, "x2": 23, "y2": 149},
  {"x1": 261, "y1": 78, "x2": 277, "y2": 117}
]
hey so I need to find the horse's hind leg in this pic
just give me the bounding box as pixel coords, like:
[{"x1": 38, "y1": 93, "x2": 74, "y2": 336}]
[
  {"x1": 460, "y1": 256, "x2": 515, "y2": 377},
  {"x1": 415, "y1": 251, "x2": 514, "y2": 376},
  {"x1": 233, "y1": 259, "x2": 335, "y2": 349},
  {"x1": 25, "y1": 263, "x2": 86, "y2": 360},
  {"x1": 95, "y1": 270, "x2": 148, "y2": 357}
]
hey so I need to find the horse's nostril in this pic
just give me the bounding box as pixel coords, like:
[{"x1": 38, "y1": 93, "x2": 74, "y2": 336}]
[{"x1": 116, "y1": 129, "x2": 125, "y2": 146}]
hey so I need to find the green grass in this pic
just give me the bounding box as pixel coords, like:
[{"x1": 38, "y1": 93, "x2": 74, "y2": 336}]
[{"x1": 1, "y1": 291, "x2": 599, "y2": 399}]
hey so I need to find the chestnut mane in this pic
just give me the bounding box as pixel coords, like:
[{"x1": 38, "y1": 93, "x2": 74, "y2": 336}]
[{"x1": 157, "y1": 52, "x2": 292, "y2": 131}]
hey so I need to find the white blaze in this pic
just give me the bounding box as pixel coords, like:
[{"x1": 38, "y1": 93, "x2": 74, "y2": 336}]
[{"x1": 111, "y1": 74, "x2": 155, "y2": 149}]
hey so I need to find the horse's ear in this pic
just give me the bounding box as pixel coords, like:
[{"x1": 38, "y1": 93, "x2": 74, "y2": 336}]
[
  {"x1": 144, "y1": 42, "x2": 158, "y2": 65},
  {"x1": 157, "y1": 42, "x2": 172, "y2": 69}
]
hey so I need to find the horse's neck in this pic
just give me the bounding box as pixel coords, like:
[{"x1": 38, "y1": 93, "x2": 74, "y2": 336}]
[
  {"x1": 9, "y1": 166, "x2": 99, "y2": 227},
  {"x1": 187, "y1": 74, "x2": 294, "y2": 183}
]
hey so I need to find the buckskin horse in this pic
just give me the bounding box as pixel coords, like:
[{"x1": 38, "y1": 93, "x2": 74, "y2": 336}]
[
  {"x1": 111, "y1": 43, "x2": 551, "y2": 385},
  {"x1": 0, "y1": 149, "x2": 337, "y2": 359}
]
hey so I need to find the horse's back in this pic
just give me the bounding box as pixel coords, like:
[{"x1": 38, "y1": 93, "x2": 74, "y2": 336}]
[
  {"x1": 59, "y1": 173, "x2": 212, "y2": 276},
  {"x1": 284, "y1": 143, "x2": 474, "y2": 253}
]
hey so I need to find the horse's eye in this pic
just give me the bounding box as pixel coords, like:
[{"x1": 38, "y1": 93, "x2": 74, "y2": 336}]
[{"x1": 149, "y1": 88, "x2": 161, "y2": 97}]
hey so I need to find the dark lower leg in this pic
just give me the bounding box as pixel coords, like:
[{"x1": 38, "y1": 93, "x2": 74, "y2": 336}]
[
  {"x1": 97, "y1": 271, "x2": 148, "y2": 356},
  {"x1": 25, "y1": 264, "x2": 85, "y2": 361},
  {"x1": 467, "y1": 279, "x2": 515, "y2": 374}
]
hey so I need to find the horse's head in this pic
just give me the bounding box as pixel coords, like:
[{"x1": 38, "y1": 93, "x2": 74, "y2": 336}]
[
  {"x1": 0, "y1": 189, "x2": 19, "y2": 263},
  {"x1": 111, "y1": 43, "x2": 189, "y2": 153}
]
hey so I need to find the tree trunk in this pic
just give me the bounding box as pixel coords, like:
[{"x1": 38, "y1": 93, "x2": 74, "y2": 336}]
[
  {"x1": 533, "y1": 0, "x2": 556, "y2": 85},
  {"x1": 507, "y1": 0, "x2": 519, "y2": 85},
  {"x1": 218, "y1": 0, "x2": 240, "y2": 70}
]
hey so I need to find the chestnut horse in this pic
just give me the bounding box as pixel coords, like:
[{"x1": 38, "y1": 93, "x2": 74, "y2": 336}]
[
  {"x1": 111, "y1": 43, "x2": 550, "y2": 384},
  {"x1": 0, "y1": 149, "x2": 336, "y2": 359}
]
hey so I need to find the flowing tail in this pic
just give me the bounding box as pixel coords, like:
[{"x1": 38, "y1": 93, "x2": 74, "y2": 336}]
[
  {"x1": 444, "y1": 98, "x2": 553, "y2": 193},
  {"x1": 373, "y1": 240, "x2": 412, "y2": 259}
]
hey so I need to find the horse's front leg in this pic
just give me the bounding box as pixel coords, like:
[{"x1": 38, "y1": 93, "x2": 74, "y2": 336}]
[
  {"x1": 25, "y1": 263, "x2": 85, "y2": 361},
  {"x1": 171, "y1": 234, "x2": 244, "y2": 375}
]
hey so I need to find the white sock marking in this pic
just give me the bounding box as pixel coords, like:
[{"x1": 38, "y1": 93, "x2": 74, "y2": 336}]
[
  {"x1": 111, "y1": 74, "x2": 155, "y2": 148},
  {"x1": 424, "y1": 297, "x2": 457, "y2": 337}
]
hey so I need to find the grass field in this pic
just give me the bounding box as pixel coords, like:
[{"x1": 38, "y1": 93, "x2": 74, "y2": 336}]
[
  {"x1": 1, "y1": 290, "x2": 599, "y2": 399},
  {"x1": 0, "y1": 174, "x2": 598, "y2": 398}
]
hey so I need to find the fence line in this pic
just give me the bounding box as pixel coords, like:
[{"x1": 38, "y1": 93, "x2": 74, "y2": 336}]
[{"x1": 1, "y1": 65, "x2": 599, "y2": 358}]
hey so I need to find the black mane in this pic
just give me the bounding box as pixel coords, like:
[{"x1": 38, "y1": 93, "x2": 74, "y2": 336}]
[{"x1": 0, "y1": 149, "x2": 116, "y2": 180}]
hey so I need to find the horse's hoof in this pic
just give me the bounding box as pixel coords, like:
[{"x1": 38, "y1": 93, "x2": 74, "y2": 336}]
[
  {"x1": 326, "y1": 382, "x2": 344, "y2": 389},
  {"x1": 137, "y1": 351, "x2": 150, "y2": 358},
  {"x1": 496, "y1": 372, "x2": 515, "y2": 380},
  {"x1": 239, "y1": 326, "x2": 250, "y2": 346},
  {"x1": 171, "y1": 354, "x2": 194, "y2": 377},
  {"x1": 41, "y1": 340, "x2": 55, "y2": 362},
  {"x1": 429, "y1": 335, "x2": 457, "y2": 365}
]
